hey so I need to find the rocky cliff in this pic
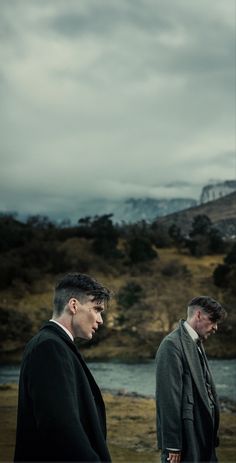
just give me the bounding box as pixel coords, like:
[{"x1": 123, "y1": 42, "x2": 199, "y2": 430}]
[{"x1": 200, "y1": 180, "x2": 236, "y2": 204}]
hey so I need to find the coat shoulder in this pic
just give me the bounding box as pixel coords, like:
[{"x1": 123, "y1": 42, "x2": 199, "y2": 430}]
[
  {"x1": 22, "y1": 328, "x2": 71, "y2": 363},
  {"x1": 155, "y1": 326, "x2": 184, "y2": 364},
  {"x1": 158, "y1": 326, "x2": 182, "y2": 350}
]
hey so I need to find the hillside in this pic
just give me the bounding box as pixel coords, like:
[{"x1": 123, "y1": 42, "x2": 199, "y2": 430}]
[
  {"x1": 0, "y1": 247, "x2": 235, "y2": 362},
  {"x1": 0, "y1": 212, "x2": 235, "y2": 362},
  {"x1": 155, "y1": 191, "x2": 236, "y2": 236},
  {"x1": 111, "y1": 197, "x2": 197, "y2": 223}
]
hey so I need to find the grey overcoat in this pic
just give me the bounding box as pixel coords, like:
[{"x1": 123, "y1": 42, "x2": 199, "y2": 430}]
[{"x1": 155, "y1": 320, "x2": 219, "y2": 462}]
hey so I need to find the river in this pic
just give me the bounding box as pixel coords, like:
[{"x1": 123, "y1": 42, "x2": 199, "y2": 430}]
[{"x1": 0, "y1": 359, "x2": 235, "y2": 401}]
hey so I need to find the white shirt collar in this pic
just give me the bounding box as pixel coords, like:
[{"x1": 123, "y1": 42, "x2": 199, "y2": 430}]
[
  {"x1": 184, "y1": 320, "x2": 199, "y2": 342},
  {"x1": 49, "y1": 319, "x2": 74, "y2": 341}
]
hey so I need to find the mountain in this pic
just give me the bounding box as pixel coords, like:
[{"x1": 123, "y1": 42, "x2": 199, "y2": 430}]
[
  {"x1": 111, "y1": 197, "x2": 197, "y2": 223},
  {"x1": 72, "y1": 180, "x2": 235, "y2": 224},
  {"x1": 200, "y1": 180, "x2": 236, "y2": 204},
  {"x1": 8, "y1": 196, "x2": 198, "y2": 225},
  {"x1": 66, "y1": 197, "x2": 197, "y2": 224},
  {"x1": 155, "y1": 191, "x2": 236, "y2": 237},
  {"x1": 12, "y1": 180, "x2": 235, "y2": 225}
]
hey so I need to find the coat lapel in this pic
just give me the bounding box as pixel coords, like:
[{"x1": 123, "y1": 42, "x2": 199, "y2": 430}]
[{"x1": 179, "y1": 321, "x2": 213, "y2": 417}]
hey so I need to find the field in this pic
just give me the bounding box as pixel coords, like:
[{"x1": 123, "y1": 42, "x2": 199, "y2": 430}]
[{"x1": 0, "y1": 384, "x2": 235, "y2": 463}]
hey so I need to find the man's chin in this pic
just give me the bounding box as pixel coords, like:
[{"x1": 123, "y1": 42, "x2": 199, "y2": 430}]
[{"x1": 79, "y1": 333, "x2": 93, "y2": 341}]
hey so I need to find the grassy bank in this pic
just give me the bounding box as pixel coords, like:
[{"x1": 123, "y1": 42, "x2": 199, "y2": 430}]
[
  {"x1": 0, "y1": 384, "x2": 235, "y2": 463},
  {"x1": 1, "y1": 247, "x2": 236, "y2": 363}
]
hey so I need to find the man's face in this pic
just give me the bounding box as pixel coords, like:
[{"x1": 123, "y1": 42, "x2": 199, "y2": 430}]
[
  {"x1": 196, "y1": 310, "x2": 218, "y2": 341},
  {"x1": 72, "y1": 296, "x2": 104, "y2": 340}
]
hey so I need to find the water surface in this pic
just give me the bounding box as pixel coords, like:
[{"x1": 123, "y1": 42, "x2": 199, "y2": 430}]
[{"x1": 0, "y1": 359, "x2": 235, "y2": 401}]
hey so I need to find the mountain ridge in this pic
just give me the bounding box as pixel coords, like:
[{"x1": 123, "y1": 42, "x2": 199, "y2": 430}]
[{"x1": 155, "y1": 191, "x2": 236, "y2": 236}]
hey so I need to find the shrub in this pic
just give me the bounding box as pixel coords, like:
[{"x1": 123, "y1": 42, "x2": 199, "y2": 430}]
[
  {"x1": 224, "y1": 243, "x2": 236, "y2": 265},
  {"x1": 161, "y1": 260, "x2": 190, "y2": 278},
  {"x1": 117, "y1": 282, "x2": 144, "y2": 308},
  {"x1": 186, "y1": 214, "x2": 225, "y2": 256},
  {"x1": 0, "y1": 307, "x2": 33, "y2": 347},
  {"x1": 213, "y1": 242, "x2": 236, "y2": 294},
  {"x1": 213, "y1": 264, "x2": 231, "y2": 287},
  {"x1": 126, "y1": 236, "x2": 158, "y2": 263}
]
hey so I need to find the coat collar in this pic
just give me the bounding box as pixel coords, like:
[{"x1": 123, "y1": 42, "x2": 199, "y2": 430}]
[
  {"x1": 39, "y1": 322, "x2": 89, "y2": 364},
  {"x1": 49, "y1": 319, "x2": 74, "y2": 341},
  {"x1": 40, "y1": 321, "x2": 76, "y2": 347}
]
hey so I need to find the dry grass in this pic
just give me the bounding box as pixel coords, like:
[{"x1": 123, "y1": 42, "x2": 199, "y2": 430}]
[{"x1": 0, "y1": 385, "x2": 235, "y2": 463}]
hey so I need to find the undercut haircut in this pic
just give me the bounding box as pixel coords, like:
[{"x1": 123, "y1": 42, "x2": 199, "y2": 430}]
[
  {"x1": 187, "y1": 295, "x2": 226, "y2": 322},
  {"x1": 53, "y1": 273, "x2": 111, "y2": 316}
]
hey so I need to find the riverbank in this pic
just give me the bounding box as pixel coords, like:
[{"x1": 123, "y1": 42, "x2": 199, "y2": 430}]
[
  {"x1": 0, "y1": 384, "x2": 235, "y2": 463},
  {"x1": 1, "y1": 359, "x2": 235, "y2": 402}
]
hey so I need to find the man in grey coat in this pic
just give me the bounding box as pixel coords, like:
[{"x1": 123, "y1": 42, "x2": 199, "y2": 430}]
[{"x1": 155, "y1": 296, "x2": 226, "y2": 463}]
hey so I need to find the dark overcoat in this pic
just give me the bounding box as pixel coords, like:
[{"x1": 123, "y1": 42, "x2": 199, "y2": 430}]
[
  {"x1": 155, "y1": 320, "x2": 220, "y2": 463},
  {"x1": 14, "y1": 322, "x2": 111, "y2": 462}
]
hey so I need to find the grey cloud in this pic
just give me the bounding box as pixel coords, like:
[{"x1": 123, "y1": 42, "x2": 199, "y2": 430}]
[
  {"x1": 0, "y1": 0, "x2": 235, "y2": 218},
  {"x1": 211, "y1": 151, "x2": 236, "y2": 167},
  {"x1": 175, "y1": 151, "x2": 236, "y2": 185},
  {"x1": 46, "y1": 0, "x2": 234, "y2": 75},
  {"x1": 47, "y1": 0, "x2": 171, "y2": 38}
]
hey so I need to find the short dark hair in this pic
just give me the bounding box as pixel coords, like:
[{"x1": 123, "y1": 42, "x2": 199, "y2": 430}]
[
  {"x1": 187, "y1": 295, "x2": 226, "y2": 322},
  {"x1": 53, "y1": 273, "x2": 111, "y2": 315}
]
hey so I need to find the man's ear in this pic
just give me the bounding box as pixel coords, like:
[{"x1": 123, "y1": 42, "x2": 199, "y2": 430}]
[
  {"x1": 68, "y1": 298, "x2": 78, "y2": 315},
  {"x1": 196, "y1": 309, "x2": 202, "y2": 320}
]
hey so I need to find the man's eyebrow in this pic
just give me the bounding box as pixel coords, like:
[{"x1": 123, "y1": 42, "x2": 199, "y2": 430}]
[{"x1": 93, "y1": 304, "x2": 104, "y2": 311}]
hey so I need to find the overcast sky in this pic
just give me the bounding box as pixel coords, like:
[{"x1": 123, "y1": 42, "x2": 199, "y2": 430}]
[{"x1": 0, "y1": 0, "x2": 235, "y2": 219}]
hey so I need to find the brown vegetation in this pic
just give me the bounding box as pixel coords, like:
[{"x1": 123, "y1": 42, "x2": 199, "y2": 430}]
[
  {"x1": 0, "y1": 213, "x2": 235, "y2": 362},
  {"x1": 0, "y1": 385, "x2": 235, "y2": 463}
]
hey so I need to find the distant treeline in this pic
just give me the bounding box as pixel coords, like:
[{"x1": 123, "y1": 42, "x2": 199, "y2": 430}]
[{"x1": 0, "y1": 212, "x2": 235, "y2": 294}]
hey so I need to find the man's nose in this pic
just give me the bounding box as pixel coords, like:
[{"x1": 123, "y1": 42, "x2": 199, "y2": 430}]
[{"x1": 97, "y1": 313, "x2": 103, "y2": 325}]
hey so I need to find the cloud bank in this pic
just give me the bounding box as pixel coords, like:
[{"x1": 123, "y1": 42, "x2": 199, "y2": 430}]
[{"x1": 0, "y1": 0, "x2": 235, "y2": 217}]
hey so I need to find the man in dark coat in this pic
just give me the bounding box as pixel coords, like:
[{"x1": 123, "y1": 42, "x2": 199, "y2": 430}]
[
  {"x1": 155, "y1": 296, "x2": 226, "y2": 463},
  {"x1": 14, "y1": 273, "x2": 112, "y2": 462}
]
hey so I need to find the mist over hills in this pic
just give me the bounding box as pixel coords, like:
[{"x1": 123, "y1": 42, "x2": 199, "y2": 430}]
[
  {"x1": 69, "y1": 179, "x2": 236, "y2": 225},
  {"x1": 3, "y1": 179, "x2": 236, "y2": 226},
  {"x1": 70, "y1": 179, "x2": 236, "y2": 225},
  {"x1": 109, "y1": 197, "x2": 197, "y2": 223}
]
